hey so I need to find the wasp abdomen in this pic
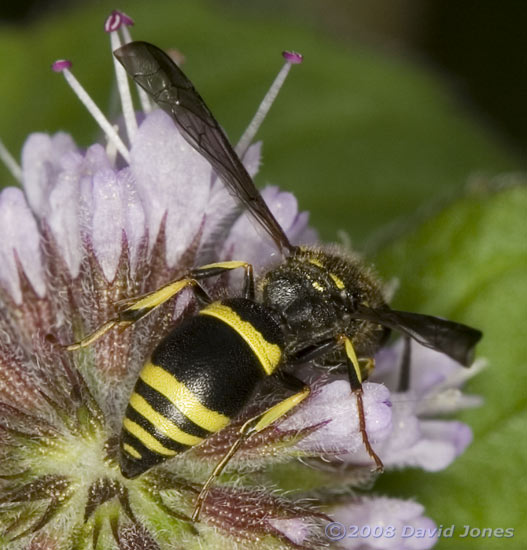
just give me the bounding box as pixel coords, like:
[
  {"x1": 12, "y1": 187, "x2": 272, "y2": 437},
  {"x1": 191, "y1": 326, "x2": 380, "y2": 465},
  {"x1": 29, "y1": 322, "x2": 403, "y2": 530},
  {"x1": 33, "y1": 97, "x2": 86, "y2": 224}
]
[{"x1": 120, "y1": 298, "x2": 283, "y2": 478}]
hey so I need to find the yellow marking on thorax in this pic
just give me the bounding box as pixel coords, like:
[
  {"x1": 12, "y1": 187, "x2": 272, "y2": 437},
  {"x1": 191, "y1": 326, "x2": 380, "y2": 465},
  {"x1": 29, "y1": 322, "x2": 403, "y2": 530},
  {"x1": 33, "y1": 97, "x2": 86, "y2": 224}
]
[
  {"x1": 123, "y1": 418, "x2": 178, "y2": 456},
  {"x1": 129, "y1": 393, "x2": 204, "y2": 446},
  {"x1": 123, "y1": 443, "x2": 141, "y2": 460},
  {"x1": 329, "y1": 272, "x2": 346, "y2": 290},
  {"x1": 140, "y1": 363, "x2": 230, "y2": 432},
  {"x1": 307, "y1": 258, "x2": 346, "y2": 290},
  {"x1": 200, "y1": 302, "x2": 282, "y2": 375},
  {"x1": 312, "y1": 281, "x2": 325, "y2": 292},
  {"x1": 308, "y1": 258, "x2": 323, "y2": 268}
]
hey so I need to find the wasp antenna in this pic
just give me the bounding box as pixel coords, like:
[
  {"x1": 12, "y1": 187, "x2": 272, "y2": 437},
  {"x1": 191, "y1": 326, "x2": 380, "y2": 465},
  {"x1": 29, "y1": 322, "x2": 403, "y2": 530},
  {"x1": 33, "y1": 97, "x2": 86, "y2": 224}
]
[{"x1": 235, "y1": 50, "x2": 304, "y2": 158}]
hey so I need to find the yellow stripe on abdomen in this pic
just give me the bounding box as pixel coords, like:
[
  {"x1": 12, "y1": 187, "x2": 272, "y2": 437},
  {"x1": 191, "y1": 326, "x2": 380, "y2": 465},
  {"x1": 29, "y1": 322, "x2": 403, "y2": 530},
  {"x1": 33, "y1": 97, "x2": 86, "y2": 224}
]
[
  {"x1": 129, "y1": 392, "x2": 204, "y2": 447},
  {"x1": 139, "y1": 363, "x2": 230, "y2": 432},
  {"x1": 200, "y1": 302, "x2": 282, "y2": 375},
  {"x1": 123, "y1": 418, "x2": 178, "y2": 456},
  {"x1": 123, "y1": 442, "x2": 141, "y2": 460}
]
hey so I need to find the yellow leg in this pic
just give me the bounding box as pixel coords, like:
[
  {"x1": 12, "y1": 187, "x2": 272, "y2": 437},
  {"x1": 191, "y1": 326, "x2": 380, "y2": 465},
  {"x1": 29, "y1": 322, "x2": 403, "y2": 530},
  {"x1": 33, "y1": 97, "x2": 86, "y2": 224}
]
[
  {"x1": 193, "y1": 260, "x2": 251, "y2": 274},
  {"x1": 66, "y1": 279, "x2": 194, "y2": 350},
  {"x1": 66, "y1": 260, "x2": 254, "y2": 351},
  {"x1": 360, "y1": 357, "x2": 376, "y2": 377},
  {"x1": 66, "y1": 319, "x2": 131, "y2": 351},
  {"x1": 192, "y1": 385, "x2": 310, "y2": 521},
  {"x1": 339, "y1": 335, "x2": 384, "y2": 473},
  {"x1": 339, "y1": 334, "x2": 362, "y2": 385},
  {"x1": 191, "y1": 260, "x2": 254, "y2": 299}
]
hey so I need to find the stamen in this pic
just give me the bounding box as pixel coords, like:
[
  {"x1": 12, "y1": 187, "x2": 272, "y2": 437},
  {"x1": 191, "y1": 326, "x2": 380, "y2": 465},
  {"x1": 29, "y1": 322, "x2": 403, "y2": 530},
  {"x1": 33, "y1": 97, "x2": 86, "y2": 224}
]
[
  {"x1": 0, "y1": 138, "x2": 22, "y2": 183},
  {"x1": 104, "y1": 9, "x2": 134, "y2": 32},
  {"x1": 52, "y1": 60, "x2": 130, "y2": 163},
  {"x1": 121, "y1": 35, "x2": 154, "y2": 115},
  {"x1": 105, "y1": 125, "x2": 119, "y2": 165},
  {"x1": 235, "y1": 50, "x2": 304, "y2": 158},
  {"x1": 282, "y1": 51, "x2": 303, "y2": 64},
  {"x1": 105, "y1": 12, "x2": 138, "y2": 142},
  {"x1": 119, "y1": 22, "x2": 153, "y2": 113}
]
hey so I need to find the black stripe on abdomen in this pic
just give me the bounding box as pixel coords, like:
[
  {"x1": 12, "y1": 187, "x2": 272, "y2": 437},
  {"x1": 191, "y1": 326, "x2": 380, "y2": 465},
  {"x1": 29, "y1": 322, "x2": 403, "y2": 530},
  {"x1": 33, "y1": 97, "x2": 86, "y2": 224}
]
[{"x1": 134, "y1": 378, "x2": 211, "y2": 439}]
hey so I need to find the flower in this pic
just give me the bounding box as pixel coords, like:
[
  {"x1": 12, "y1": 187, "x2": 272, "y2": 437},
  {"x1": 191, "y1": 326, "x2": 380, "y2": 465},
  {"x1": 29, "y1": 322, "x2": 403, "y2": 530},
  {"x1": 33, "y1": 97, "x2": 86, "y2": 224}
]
[
  {"x1": 0, "y1": 10, "x2": 482, "y2": 550},
  {"x1": 349, "y1": 340, "x2": 484, "y2": 472},
  {"x1": 331, "y1": 497, "x2": 438, "y2": 550}
]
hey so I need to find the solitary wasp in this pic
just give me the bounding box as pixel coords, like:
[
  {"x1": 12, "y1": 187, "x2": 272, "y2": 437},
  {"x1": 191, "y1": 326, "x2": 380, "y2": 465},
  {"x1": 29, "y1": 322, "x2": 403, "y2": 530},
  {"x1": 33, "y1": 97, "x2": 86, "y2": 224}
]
[{"x1": 67, "y1": 41, "x2": 482, "y2": 521}]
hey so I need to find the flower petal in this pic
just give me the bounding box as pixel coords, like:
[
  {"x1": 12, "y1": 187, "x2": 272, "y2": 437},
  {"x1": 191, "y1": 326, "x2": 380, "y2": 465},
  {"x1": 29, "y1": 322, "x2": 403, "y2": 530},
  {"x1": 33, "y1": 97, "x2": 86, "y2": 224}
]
[
  {"x1": 281, "y1": 381, "x2": 392, "y2": 456},
  {"x1": 199, "y1": 141, "x2": 264, "y2": 259},
  {"x1": 119, "y1": 168, "x2": 146, "y2": 270},
  {"x1": 31, "y1": 141, "x2": 115, "y2": 278},
  {"x1": 45, "y1": 169, "x2": 83, "y2": 277},
  {"x1": 373, "y1": 339, "x2": 474, "y2": 395},
  {"x1": 21, "y1": 132, "x2": 78, "y2": 216},
  {"x1": 0, "y1": 187, "x2": 46, "y2": 303},
  {"x1": 242, "y1": 140, "x2": 262, "y2": 178},
  {"x1": 223, "y1": 186, "x2": 315, "y2": 269},
  {"x1": 130, "y1": 110, "x2": 212, "y2": 267},
  {"x1": 412, "y1": 420, "x2": 473, "y2": 471},
  {"x1": 332, "y1": 497, "x2": 437, "y2": 549},
  {"x1": 268, "y1": 517, "x2": 312, "y2": 546},
  {"x1": 89, "y1": 168, "x2": 126, "y2": 282}
]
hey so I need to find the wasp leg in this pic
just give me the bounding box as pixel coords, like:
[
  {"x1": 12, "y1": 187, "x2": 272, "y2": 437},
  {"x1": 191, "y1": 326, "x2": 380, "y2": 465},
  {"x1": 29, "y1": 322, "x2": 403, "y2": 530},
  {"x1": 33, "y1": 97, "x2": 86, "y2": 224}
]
[
  {"x1": 65, "y1": 319, "x2": 131, "y2": 351},
  {"x1": 288, "y1": 337, "x2": 339, "y2": 364},
  {"x1": 192, "y1": 384, "x2": 310, "y2": 522},
  {"x1": 190, "y1": 260, "x2": 254, "y2": 300},
  {"x1": 288, "y1": 337, "x2": 383, "y2": 471},
  {"x1": 338, "y1": 335, "x2": 384, "y2": 473},
  {"x1": 66, "y1": 278, "x2": 208, "y2": 350},
  {"x1": 397, "y1": 336, "x2": 412, "y2": 392},
  {"x1": 359, "y1": 356, "x2": 376, "y2": 378},
  {"x1": 66, "y1": 260, "x2": 255, "y2": 351}
]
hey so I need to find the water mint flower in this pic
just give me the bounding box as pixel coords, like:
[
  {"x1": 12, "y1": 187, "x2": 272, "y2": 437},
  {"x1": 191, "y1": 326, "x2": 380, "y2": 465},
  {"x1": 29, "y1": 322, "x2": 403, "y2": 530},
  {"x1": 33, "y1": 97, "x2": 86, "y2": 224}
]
[
  {"x1": 0, "y1": 10, "x2": 482, "y2": 550},
  {"x1": 346, "y1": 340, "x2": 484, "y2": 471},
  {"x1": 331, "y1": 497, "x2": 437, "y2": 550}
]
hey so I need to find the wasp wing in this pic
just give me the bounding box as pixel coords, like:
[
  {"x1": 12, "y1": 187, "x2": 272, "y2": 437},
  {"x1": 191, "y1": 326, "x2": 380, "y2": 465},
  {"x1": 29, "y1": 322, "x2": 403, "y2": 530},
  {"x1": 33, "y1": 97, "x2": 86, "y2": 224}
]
[
  {"x1": 355, "y1": 307, "x2": 482, "y2": 366},
  {"x1": 114, "y1": 41, "x2": 293, "y2": 254}
]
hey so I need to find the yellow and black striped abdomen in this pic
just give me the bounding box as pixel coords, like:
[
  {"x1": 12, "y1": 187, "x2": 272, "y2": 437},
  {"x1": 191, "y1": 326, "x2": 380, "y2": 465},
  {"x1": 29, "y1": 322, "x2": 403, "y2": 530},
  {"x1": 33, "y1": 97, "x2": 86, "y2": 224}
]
[{"x1": 120, "y1": 297, "x2": 284, "y2": 478}]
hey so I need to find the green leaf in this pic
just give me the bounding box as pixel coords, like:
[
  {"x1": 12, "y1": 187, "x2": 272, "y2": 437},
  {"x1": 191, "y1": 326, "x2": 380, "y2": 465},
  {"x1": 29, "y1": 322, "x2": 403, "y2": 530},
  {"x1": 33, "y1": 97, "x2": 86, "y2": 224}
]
[
  {"x1": 374, "y1": 178, "x2": 527, "y2": 549},
  {"x1": 0, "y1": 2, "x2": 524, "y2": 548},
  {"x1": 0, "y1": 0, "x2": 517, "y2": 245}
]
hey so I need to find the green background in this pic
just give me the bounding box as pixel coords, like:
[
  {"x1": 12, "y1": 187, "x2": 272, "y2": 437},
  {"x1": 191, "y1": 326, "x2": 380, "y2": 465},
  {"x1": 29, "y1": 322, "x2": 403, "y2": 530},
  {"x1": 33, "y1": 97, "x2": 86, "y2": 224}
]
[{"x1": 0, "y1": 1, "x2": 525, "y2": 548}]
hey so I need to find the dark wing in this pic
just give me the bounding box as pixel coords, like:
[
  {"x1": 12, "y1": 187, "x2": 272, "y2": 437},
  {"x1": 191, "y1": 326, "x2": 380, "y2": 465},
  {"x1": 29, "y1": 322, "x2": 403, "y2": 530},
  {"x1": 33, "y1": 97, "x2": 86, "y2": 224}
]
[
  {"x1": 114, "y1": 41, "x2": 293, "y2": 254},
  {"x1": 355, "y1": 306, "x2": 482, "y2": 366}
]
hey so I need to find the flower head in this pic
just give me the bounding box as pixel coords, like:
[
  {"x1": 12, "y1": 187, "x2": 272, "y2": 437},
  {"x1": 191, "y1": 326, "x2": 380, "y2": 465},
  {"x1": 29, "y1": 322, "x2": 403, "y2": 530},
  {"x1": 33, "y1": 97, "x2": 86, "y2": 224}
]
[{"x1": 0, "y1": 11, "x2": 482, "y2": 550}]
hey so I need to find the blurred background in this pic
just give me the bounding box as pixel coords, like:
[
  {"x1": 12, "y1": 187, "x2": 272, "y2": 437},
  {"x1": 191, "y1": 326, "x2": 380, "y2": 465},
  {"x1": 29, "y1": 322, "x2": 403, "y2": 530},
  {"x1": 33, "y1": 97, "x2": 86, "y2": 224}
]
[
  {"x1": 0, "y1": 1, "x2": 525, "y2": 549},
  {"x1": 0, "y1": 0, "x2": 524, "y2": 244},
  {"x1": 2, "y1": 0, "x2": 527, "y2": 153}
]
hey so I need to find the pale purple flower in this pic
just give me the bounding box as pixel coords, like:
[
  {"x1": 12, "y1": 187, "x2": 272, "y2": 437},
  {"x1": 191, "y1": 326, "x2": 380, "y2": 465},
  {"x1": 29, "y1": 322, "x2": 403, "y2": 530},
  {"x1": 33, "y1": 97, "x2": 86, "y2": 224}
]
[
  {"x1": 331, "y1": 497, "x2": 437, "y2": 549},
  {"x1": 0, "y1": 10, "x2": 482, "y2": 550},
  {"x1": 279, "y1": 380, "x2": 392, "y2": 456},
  {"x1": 364, "y1": 340, "x2": 485, "y2": 472}
]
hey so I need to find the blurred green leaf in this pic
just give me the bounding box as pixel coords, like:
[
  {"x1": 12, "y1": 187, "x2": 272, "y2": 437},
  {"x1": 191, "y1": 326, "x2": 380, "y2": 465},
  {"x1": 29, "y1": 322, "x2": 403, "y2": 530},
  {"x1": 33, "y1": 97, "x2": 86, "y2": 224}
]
[
  {"x1": 0, "y1": 0, "x2": 518, "y2": 244},
  {"x1": 374, "y1": 177, "x2": 527, "y2": 549},
  {"x1": 0, "y1": 2, "x2": 524, "y2": 548}
]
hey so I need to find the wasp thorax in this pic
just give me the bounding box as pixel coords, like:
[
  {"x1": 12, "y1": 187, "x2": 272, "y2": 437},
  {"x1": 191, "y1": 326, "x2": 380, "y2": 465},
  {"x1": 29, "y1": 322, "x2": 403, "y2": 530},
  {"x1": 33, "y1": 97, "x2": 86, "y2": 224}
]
[{"x1": 261, "y1": 246, "x2": 388, "y2": 358}]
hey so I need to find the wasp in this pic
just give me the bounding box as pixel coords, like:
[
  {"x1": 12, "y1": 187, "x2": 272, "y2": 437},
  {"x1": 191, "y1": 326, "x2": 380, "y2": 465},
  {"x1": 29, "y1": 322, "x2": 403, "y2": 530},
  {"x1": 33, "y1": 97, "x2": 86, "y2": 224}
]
[{"x1": 66, "y1": 41, "x2": 482, "y2": 521}]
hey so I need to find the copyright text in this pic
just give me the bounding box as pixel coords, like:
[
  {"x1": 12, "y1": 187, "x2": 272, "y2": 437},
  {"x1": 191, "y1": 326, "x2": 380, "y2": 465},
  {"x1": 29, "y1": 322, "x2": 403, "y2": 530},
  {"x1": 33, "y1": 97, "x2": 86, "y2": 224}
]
[{"x1": 324, "y1": 522, "x2": 515, "y2": 541}]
